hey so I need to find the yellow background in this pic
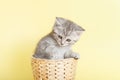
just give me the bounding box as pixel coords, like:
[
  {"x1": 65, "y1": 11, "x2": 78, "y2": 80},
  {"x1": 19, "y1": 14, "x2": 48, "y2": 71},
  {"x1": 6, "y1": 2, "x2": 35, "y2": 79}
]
[{"x1": 0, "y1": 0, "x2": 120, "y2": 80}]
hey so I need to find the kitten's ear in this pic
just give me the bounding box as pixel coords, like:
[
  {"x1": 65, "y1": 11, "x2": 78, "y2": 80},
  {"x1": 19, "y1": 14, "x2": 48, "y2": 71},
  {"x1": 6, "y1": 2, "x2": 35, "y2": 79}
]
[
  {"x1": 76, "y1": 31, "x2": 84, "y2": 36},
  {"x1": 77, "y1": 25, "x2": 85, "y2": 31},
  {"x1": 75, "y1": 25, "x2": 85, "y2": 35},
  {"x1": 56, "y1": 17, "x2": 66, "y2": 25}
]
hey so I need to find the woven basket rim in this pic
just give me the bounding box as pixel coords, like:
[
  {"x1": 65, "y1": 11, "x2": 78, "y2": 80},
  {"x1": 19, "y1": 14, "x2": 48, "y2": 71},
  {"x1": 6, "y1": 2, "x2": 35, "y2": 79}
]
[{"x1": 32, "y1": 55, "x2": 76, "y2": 61}]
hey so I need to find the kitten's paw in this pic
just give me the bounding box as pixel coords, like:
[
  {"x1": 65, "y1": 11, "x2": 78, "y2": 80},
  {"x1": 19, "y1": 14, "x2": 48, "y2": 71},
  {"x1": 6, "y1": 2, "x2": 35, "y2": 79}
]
[{"x1": 73, "y1": 53, "x2": 80, "y2": 59}]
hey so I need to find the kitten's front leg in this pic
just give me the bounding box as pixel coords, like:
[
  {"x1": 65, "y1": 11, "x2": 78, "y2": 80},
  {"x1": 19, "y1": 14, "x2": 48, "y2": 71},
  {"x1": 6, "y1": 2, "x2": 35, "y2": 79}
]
[
  {"x1": 45, "y1": 45, "x2": 59, "y2": 59},
  {"x1": 64, "y1": 50, "x2": 80, "y2": 59},
  {"x1": 71, "y1": 52, "x2": 80, "y2": 59}
]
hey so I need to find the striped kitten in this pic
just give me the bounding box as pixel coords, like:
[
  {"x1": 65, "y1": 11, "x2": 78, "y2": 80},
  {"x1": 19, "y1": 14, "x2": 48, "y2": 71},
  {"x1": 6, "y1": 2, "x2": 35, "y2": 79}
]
[{"x1": 33, "y1": 17, "x2": 85, "y2": 59}]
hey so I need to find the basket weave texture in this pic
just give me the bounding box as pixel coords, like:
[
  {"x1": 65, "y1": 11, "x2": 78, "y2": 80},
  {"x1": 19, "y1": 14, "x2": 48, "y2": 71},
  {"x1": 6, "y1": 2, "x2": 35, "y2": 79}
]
[{"x1": 31, "y1": 57, "x2": 77, "y2": 80}]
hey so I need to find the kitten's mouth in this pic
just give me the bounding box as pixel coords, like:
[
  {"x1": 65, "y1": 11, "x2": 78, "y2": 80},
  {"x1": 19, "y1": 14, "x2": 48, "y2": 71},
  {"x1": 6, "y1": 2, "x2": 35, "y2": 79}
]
[
  {"x1": 60, "y1": 44, "x2": 64, "y2": 46},
  {"x1": 58, "y1": 43, "x2": 67, "y2": 47},
  {"x1": 58, "y1": 43, "x2": 63, "y2": 46},
  {"x1": 57, "y1": 42, "x2": 64, "y2": 46}
]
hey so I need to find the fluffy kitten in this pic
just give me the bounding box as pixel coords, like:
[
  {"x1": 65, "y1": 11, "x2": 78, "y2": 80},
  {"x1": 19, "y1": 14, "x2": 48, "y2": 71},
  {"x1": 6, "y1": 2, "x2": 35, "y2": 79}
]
[{"x1": 33, "y1": 17, "x2": 85, "y2": 59}]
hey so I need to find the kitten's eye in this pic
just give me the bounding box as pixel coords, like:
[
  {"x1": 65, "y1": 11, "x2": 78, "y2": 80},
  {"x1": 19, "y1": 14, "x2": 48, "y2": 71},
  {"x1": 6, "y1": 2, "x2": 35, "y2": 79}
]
[
  {"x1": 66, "y1": 39, "x2": 71, "y2": 42},
  {"x1": 58, "y1": 35, "x2": 62, "y2": 39}
]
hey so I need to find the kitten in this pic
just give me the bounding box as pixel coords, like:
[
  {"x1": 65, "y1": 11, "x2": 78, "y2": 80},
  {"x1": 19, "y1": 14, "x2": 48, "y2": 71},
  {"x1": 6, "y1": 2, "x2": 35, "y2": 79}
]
[{"x1": 33, "y1": 17, "x2": 85, "y2": 59}]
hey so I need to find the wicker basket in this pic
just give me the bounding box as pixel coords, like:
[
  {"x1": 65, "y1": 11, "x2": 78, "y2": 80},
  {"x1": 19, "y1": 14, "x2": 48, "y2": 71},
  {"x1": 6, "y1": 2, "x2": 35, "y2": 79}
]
[{"x1": 31, "y1": 56, "x2": 78, "y2": 80}]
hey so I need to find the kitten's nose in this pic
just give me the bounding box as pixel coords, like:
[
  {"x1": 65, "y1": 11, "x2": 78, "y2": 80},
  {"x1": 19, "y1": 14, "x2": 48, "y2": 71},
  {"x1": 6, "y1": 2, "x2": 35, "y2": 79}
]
[
  {"x1": 61, "y1": 43, "x2": 64, "y2": 45},
  {"x1": 61, "y1": 41, "x2": 64, "y2": 45}
]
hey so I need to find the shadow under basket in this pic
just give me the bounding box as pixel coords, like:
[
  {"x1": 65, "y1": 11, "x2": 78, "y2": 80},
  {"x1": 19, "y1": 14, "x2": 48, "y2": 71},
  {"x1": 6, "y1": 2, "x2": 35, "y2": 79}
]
[{"x1": 31, "y1": 56, "x2": 78, "y2": 80}]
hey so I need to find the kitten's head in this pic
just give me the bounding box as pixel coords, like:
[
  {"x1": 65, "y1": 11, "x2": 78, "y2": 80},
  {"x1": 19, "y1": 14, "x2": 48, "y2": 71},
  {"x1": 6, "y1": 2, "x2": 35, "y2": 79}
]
[{"x1": 52, "y1": 17, "x2": 85, "y2": 46}]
